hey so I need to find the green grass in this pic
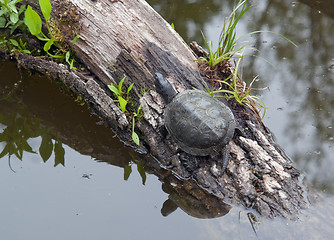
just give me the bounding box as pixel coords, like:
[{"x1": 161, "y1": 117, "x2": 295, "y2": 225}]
[
  {"x1": 199, "y1": 0, "x2": 297, "y2": 116},
  {"x1": 199, "y1": 0, "x2": 251, "y2": 69},
  {"x1": 200, "y1": 0, "x2": 297, "y2": 69},
  {"x1": 210, "y1": 57, "x2": 267, "y2": 117}
]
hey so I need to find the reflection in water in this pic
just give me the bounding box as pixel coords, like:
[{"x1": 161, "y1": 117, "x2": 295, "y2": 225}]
[
  {"x1": 0, "y1": 61, "x2": 133, "y2": 169},
  {"x1": 0, "y1": 103, "x2": 147, "y2": 184},
  {"x1": 147, "y1": 0, "x2": 233, "y2": 44},
  {"x1": 161, "y1": 180, "x2": 231, "y2": 219},
  {"x1": 0, "y1": 106, "x2": 65, "y2": 170},
  {"x1": 300, "y1": 0, "x2": 334, "y2": 19},
  {"x1": 248, "y1": 0, "x2": 334, "y2": 191}
]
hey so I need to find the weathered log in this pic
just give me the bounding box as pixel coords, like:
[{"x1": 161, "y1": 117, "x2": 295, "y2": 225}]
[{"x1": 7, "y1": 0, "x2": 309, "y2": 219}]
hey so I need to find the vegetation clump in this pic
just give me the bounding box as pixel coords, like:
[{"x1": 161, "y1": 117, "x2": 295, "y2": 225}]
[
  {"x1": 24, "y1": 0, "x2": 80, "y2": 69},
  {"x1": 0, "y1": 0, "x2": 80, "y2": 69},
  {"x1": 108, "y1": 76, "x2": 141, "y2": 146},
  {"x1": 200, "y1": 0, "x2": 251, "y2": 69},
  {"x1": 199, "y1": 0, "x2": 295, "y2": 116},
  {"x1": 0, "y1": 0, "x2": 26, "y2": 34}
]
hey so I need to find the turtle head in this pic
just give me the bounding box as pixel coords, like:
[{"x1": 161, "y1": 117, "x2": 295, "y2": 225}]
[{"x1": 154, "y1": 73, "x2": 177, "y2": 104}]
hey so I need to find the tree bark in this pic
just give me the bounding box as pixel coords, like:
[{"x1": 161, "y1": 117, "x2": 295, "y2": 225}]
[{"x1": 8, "y1": 0, "x2": 310, "y2": 219}]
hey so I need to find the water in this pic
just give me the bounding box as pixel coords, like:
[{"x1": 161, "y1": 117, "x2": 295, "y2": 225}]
[{"x1": 1, "y1": 0, "x2": 334, "y2": 239}]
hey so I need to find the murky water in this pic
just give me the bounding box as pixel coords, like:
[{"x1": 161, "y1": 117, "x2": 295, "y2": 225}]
[{"x1": 1, "y1": 0, "x2": 334, "y2": 239}]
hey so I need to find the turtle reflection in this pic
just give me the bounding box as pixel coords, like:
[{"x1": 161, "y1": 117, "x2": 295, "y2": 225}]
[{"x1": 161, "y1": 181, "x2": 232, "y2": 219}]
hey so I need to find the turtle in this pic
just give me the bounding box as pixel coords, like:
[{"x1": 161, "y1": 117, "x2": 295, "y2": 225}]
[{"x1": 154, "y1": 73, "x2": 236, "y2": 168}]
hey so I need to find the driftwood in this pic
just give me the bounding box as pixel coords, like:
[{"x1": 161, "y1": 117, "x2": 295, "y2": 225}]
[{"x1": 5, "y1": 0, "x2": 310, "y2": 219}]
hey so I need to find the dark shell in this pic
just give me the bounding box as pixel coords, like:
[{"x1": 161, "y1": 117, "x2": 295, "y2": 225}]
[{"x1": 164, "y1": 90, "x2": 236, "y2": 156}]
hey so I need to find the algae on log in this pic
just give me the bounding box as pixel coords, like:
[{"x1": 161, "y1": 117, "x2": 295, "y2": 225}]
[{"x1": 12, "y1": 0, "x2": 309, "y2": 219}]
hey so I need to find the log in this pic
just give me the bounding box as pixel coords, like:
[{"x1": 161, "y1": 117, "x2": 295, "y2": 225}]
[{"x1": 6, "y1": 0, "x2": 309, "y2": 219}]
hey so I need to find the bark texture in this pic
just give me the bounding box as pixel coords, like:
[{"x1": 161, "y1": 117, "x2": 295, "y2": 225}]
[{"x1": 8, "y1": 0, "x2": 310, "y2": 219}]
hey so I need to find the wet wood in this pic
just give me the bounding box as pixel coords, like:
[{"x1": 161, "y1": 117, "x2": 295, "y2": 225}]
[{"x1": 6, "y1": 0, "x2": 310, "y2": 219}]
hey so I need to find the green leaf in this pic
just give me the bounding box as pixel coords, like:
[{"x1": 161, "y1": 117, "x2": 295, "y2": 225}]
[
  {"x1": 123, "y1": 164, "x2": 132, "y2": 180},
  {"x1": 54, "y1": 140, "x2": 65, "y2": 166},
  {"x1": 8, "y1": 1, "x2": 18, "y2": 13},
  {"x1": 0, "y1": 16, "x2": 6, "y2": 28},
  {"x1": 46, "y1": 52, "x2": 64, "y2": 59},
  {"x1": 9, "y1": 38, "x2": 18, "y2": 46},
  {"x1": 9, "y1": 12, "x2": 18, "y2": 24},
  {"x1": 21, "y1": 140, "x2": 35, "y2": 153},
  {"x1": 132, "y1": 131, "x2": 140, "y2": 146},
  {"x1": 127, "y1": 83, "x2": 134, "y2": 98},
  {"x1": 12, "y1": 142, "x2": 22, "y2": 160},
  {"x1": 43, "y1": 38, "x2": 53, "y2": 52},
  {"x1": 39, "y1": 134, "x2": 53, "y2": 162},
  {"x1": 69, "y1": 59, "x2": 76, "y2": 70},
  {"x1": 118, "y1": 96, "x2": 127, "y2": 112},
  {"x1": 18, "y1": 4, "x2": 26, "y2": 15},
  {"x1": 24, "y1": 6, "x2": 42, "y2": 36},
  {"x1": 108, "y1": 84, "x2": 119, "y2": 96},
  {"x1": 0, "y1": 144, "x2": 9, "y2": 159},
  {"x1": 0, "y1": 132, "x2": 6, "y2": 142},
  {"x1": 136, "y1": 161, "x2": 146, "y2": 185},
  {"x1": 72, "y1": 35, "x2": 80, "y2": 45},
  {"x1": 0, "y1": 7, "x2": 7, "y2": 16},
  {"x1": 118, "y1": 76, "x2": 125, "y2": 94},
  {"x1": 136, "y1": 106, "x2": 141, "y2": 116},
  {"x1": 65, "y1": 51, "x2": 70, "y2": 62},
  {"x1": 21, "y1": 49, "x2": 31, "y2": 54},
  {"x1": 39, "y1": 0, "x2": 52, "y2": 21}
]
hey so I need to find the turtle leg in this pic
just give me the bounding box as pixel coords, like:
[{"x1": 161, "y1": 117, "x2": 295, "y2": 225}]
[{"x1": 180, "y1": 152, "x2": 199, "y2": 172}]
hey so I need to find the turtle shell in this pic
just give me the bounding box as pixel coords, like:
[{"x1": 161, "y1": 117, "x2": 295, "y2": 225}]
[{"x1": 164, "y1": 90, "x2": 236, "y2": 156}]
